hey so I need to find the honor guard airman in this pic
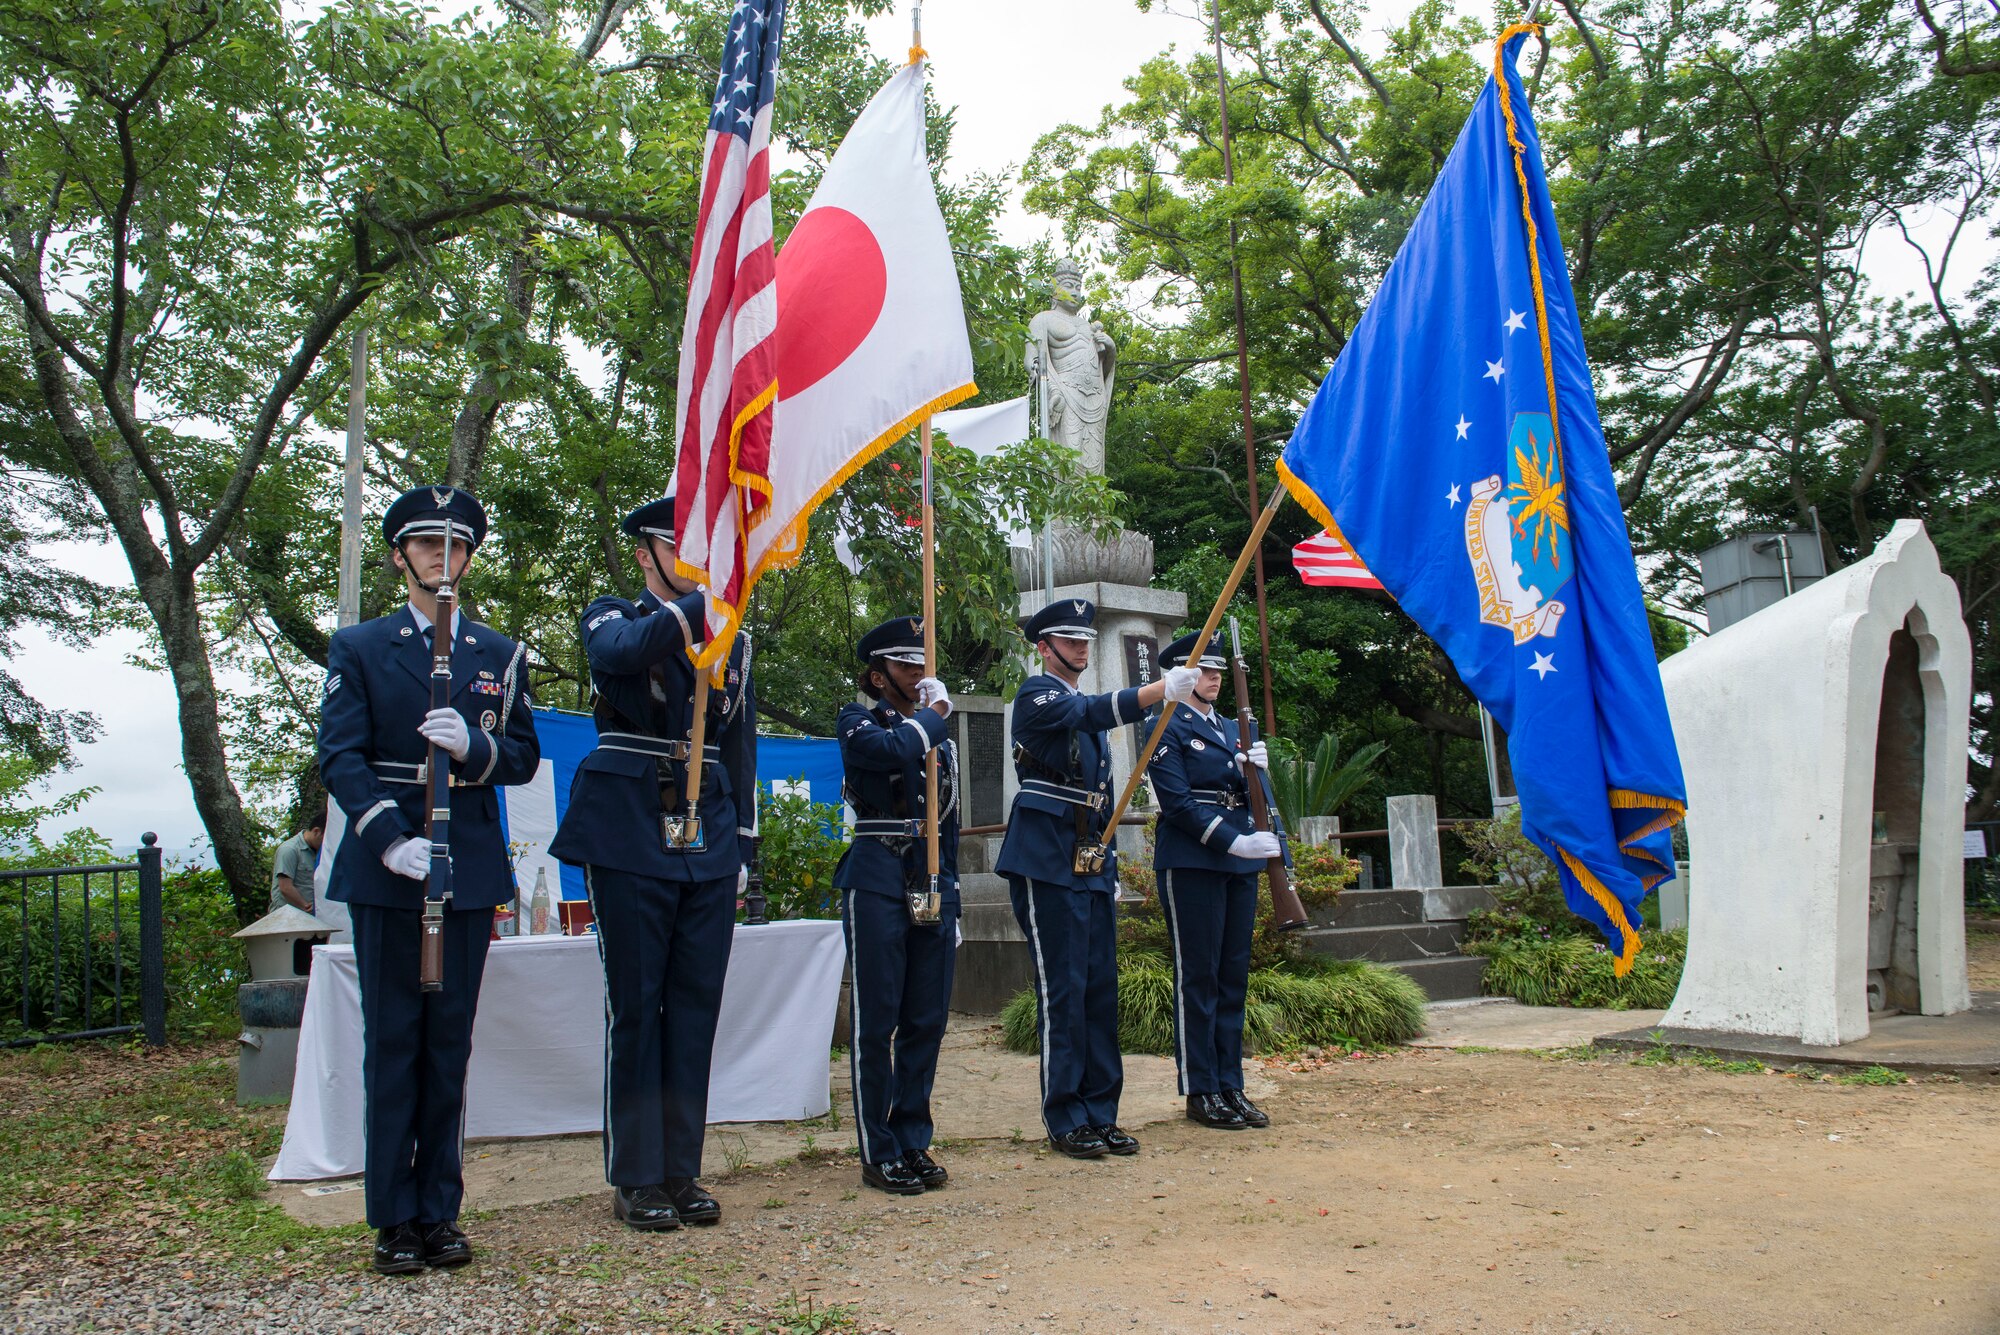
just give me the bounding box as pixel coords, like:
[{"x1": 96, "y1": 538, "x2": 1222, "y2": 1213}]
[
  {"x1": 1148, "y1": 630, "x2": 1289, "y2": 1131},
  {"x1": 834, "y1": 617, "x2": 961, "y2": 1195},
  {"x1": 548, "y1": 496, "x2": 757, "y2": 1232},
  {"x1": 318, "y1": 485, "x2": 540, "y2": 1275},
  {"x1": 996, "y1": 599, "x2": 1200, "y2": 1158}
]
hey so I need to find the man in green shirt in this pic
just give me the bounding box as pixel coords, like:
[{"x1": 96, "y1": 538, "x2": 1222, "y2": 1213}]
[{"x1": 270, "y1": 812, "x2": 326, "y2": 913}]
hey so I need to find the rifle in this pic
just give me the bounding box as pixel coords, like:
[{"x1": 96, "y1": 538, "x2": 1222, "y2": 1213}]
[
  {"x1": 1229, "y1": 617, "x2": 1307, "y2": 932},
  {"x1": 420, "y1": 521, "x2": 459, "y2": 992}
]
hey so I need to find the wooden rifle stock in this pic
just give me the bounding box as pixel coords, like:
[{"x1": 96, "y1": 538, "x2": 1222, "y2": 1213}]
[
  {"x1": 1229, "y1": 622, "x2": 1306, "y2": 932},
  {"x1": 420, "y1": 530, "x2": 458, "y2": 992}
]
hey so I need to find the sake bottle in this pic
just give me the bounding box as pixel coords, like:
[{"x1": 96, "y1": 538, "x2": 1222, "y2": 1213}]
[{"x1": 530, "y1": 867, "x2": 551, "y2": 935}]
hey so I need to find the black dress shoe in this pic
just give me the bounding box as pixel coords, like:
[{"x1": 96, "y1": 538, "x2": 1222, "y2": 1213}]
[
  {"x1": 1048, "y1": 1126, "x2": 1109, "y2": 1159},
  {"x1": 420, "y1": 1221, "x2": 472, "y2": 1268},
  {"x1": 613, "y1": 1185, "x2": 682, "y2": 1231},
  {"x1": 861, "y1": 1159, "x2": 927, "y2": 1195},
  {"x1": 372, "y1": 1222, "x2": 425, "y2": 1276},
  {"x1": 664, "y1": 1177, "x2": 721, "y2": 1225},
  {"x1": 1093, "y1": 1124, "x2": 1140, "y2": 1155},
  {"x1": 903, "y1": 1148, "x2": 948, "y2": 1189},
  {"x1": 1223, "y1": 1089, "x2": 1270, "y2": 1128},
  {"x1": 1186, "y1": 1092, "x2": 1248, "y2": 1129}
]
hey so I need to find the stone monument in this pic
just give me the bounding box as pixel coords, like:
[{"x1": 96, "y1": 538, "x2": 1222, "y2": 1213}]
[
  {"x1": 950, "y1": 261, "x2": 1188, "y2": 1012},
  {"x1": 1659, "y1": 520, "x2": 1972, "y2": 1046},
  {"x1": 1026, "y1": 258, "x2": 1116, "y2": 476}
]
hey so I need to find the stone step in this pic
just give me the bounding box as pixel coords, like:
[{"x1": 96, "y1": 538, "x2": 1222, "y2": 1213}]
[
  {"x1": 1317, "y1": 888, "x2": 1425, "y2": 929},
  {"x1": 1296, "y1": 921, "x2": 1466, "y2": 964},
  {"x1": 1385, "y1": 954, "x2": 1489, "y2": 1002}
]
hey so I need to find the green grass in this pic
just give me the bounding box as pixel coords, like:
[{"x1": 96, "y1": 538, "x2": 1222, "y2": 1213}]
[
  {"x1": 999, "y1": 954, "x2": 1428, "y2": 1056},
  {"x1": 1828, "y1": 1064, "x2": 1912, "y2": 1086},
  {"x1": 1467, "y1": 930, "x2": 1686, "y2": 1009},
  {"x1": 1632, "y1": 1034, "x2": 1769, "y2": 1075},
  {"x1": 0, "y1": 1040, "x2": 362, "y2": 1268}
]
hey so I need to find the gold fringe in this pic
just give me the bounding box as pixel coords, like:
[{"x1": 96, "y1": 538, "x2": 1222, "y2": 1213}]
[
  {"x1": 1557, "y1": 847, "x2": 1642, "y2": 976},
  {"x1": 1611, "y1": 788, "x2": 1687, "y2": 845}
]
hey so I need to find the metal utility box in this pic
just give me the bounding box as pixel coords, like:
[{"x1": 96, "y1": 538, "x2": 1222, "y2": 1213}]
[{"x1": 1698, "y1": 531, "x2": 1827, "y2": 633}]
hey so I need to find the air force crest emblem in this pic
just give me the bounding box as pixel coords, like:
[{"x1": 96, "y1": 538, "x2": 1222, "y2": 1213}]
[{"x1": 1464, "y1": 412, "x2": 1569, "y2": 645}]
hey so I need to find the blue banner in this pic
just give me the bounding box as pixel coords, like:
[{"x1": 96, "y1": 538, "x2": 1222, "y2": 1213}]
[{"x1": 1278, "y1": 26, "x2": 1685, "y2": 970}]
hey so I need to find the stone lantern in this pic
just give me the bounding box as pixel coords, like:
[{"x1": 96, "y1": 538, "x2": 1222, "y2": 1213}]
[{"x1": 233, "y1": 905, "x2": 336, "y2": 1104}]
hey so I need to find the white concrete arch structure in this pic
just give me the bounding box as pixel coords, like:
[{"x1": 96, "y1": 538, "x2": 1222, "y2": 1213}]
[{"x1": 1660, "y1": 520, "x2": 1972, "y2": 1046}]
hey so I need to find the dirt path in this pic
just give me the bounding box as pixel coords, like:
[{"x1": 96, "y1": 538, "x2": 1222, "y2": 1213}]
[{"x1": 459, "y1": 1047, "x2": 2000, "y2": 1335}]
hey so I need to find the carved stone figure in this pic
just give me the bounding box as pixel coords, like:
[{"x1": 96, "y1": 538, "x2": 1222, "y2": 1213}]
[{"x1": 1026, "y1": 259, "x2": 1116, "y2": 476}]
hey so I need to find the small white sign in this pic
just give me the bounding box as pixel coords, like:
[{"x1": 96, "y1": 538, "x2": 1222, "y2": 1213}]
[{"x1": 1966, "y1": 829, "x2": 1990, "y2": 860}]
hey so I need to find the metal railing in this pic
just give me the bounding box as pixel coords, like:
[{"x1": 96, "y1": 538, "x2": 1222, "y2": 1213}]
[{"x1": 0, "y1": 833, "x2": 164, "y2": 1047}]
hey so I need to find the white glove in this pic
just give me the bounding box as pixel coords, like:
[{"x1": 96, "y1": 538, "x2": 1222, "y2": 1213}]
[
  {"x1": 916, "y1": 676, "x2": 952, "y2": 717},
  {"x1": 382, "y1": 837, "x2": 431, "y2": 881},
  {"x1": 1243, "y1": 740, "x2": 1270, "y2": 770},
  {"x1": 1228, "y1": 831, "x2": 1284, "y2": 861},
  {"x1": 1161, "y1": 665, "x2": 1201, "y2": 704},
  {"x1": 418, "y1": 708, "x2": 471, "y2": 762},
  {"x1": 736, "y1": 866, "x2": 750, "y2": 898}
]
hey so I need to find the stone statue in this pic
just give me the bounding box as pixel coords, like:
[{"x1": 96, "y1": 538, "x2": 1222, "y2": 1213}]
[{"x1": 1026, "y1": 258, "x2": 1116, "y2": 476}]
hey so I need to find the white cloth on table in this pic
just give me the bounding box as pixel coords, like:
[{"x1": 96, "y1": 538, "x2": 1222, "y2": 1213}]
[{"x1": 269, "y1": 918, "x2": 845, "y2": 1181}]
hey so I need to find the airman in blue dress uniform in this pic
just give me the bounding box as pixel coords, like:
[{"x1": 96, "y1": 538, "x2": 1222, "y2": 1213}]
[
  {"x1": 996, "y1": 599, "x2": 1200, "y2": 1158},
  {"x1": 833, "y1": 616, "x2": 960, "y2": 1196},
  {"x1": 548, "y1": 496, "x2": 756, "y2": 1233},
  {"x1": 318, "y1": 485, "x2": 541, "y2": 1275},
  {"x1": 1148, "y1": 630, "x2": 1289, "y2": 1131}
]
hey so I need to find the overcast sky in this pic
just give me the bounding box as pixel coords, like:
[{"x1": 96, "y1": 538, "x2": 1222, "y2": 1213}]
[{"x1": 15, "y1": 0, "x2": 1992, "y2": 857}]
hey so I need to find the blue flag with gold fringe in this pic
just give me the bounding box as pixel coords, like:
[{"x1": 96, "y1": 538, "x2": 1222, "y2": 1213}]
[{"x1": 1278, "y1": 26, "x2": 1685, "y2": 973}]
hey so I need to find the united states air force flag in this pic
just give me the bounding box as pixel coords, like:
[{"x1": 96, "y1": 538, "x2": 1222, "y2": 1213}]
[{"x1": 1277, "y1": 26, "x2": 1685, "y2": 972}]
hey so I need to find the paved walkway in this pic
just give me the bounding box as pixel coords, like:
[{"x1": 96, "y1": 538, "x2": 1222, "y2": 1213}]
[
  {"x1": 1598, "y1": 989, "x2": 2000, "y2": 1075},
  {"x1": 1409, "y1": 996, "x2": 1665, "y2": 1051},
  {"x1": 277, "y1": 1020, "x2": 1276, "y2": 1227}
]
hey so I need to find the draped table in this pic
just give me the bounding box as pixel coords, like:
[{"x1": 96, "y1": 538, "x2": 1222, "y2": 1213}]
[{"x1": 270, "y1": 919, "x2": 844, "y2": 1181}]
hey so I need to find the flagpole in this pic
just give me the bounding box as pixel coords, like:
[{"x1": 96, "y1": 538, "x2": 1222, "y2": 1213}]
[
  {"x1": 907, "y1": 3, "x2": 943, "y2": 926},
  {"x1": 1087, "y1": 487, "x2": 1287, "y2": 864},
  {"x1": 1209, "y1": 1, "x2": 1281, "y2": 735}
]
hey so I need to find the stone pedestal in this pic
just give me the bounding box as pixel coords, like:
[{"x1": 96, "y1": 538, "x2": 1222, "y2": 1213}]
[{"x1": 1388, "y1": 795, "x2": 1443, "y2": 889}]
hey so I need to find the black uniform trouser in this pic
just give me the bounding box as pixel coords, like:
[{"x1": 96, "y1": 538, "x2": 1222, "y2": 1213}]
[
  {"x1": 841, "y1": 888, "x2": 958, "y2": 1166},
  {"x1": 584, "y1": 866, "x2": 735, "y2": 1185},
  {"x1": 1156, "y1": 868, "x2": 1257, "y2": 1096},
  {"x1": 350, "y1": 902, "x2": 493, "y2": 1230},
  {"x1": 1008, "y1": 877, "x2": 1122, "y2": 1137}
]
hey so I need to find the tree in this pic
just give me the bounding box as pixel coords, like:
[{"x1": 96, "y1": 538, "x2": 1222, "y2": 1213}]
[{"x1": 1023, "y1": 0, "x2": 2000, "y2": 823}]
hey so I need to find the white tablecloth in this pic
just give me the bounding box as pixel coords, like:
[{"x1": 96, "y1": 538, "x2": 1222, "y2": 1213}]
[{"x1": 270, "y1": 919, "x2": 845, "y2": 1181}]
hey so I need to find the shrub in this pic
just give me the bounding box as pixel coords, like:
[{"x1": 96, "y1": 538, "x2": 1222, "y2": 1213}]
[
  {"x1": 752, "y1": 788, "x2": 847, "y2": 921},
  {"x1": 1466, "y1": 928, "x2": 1687, "y2": 1009},
  {"x1": 1456, "y1": 807, "x2": 1582, "y2": 938},
  {"x1": 1001, "y1": 952, "x2": 1427, "y2": 1056}
]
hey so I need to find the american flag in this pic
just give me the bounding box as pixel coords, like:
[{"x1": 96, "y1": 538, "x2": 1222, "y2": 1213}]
[
  {"x1": 672, "y1": 0, "x2": 787, "y2": 667},
  {"x1": 1292, "y1": 527, "x2": 1385, "y2": 590}
]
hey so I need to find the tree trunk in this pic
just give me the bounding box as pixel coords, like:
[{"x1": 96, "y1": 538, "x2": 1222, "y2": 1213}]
[{"x1": 143, "y1": 569, "x2": 269, "y2": 924}]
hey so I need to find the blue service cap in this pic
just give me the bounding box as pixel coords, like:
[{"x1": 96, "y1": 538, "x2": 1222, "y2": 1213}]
[
  {"x1": 382, "y1": 485, "x2": 486, "y2": 549},
  {"x1": 1021, "y1": 597, "x2": 1099, "y2": 643},
  {"x1": 621, "y1": 495, "x2": 676, "y2": 541},
  {"x1": 857, "y1": 616, "x2": 928, "y2": 667},
  {"x1": 1161, "y1": 629, "x2": 1227, "y2": 670}
]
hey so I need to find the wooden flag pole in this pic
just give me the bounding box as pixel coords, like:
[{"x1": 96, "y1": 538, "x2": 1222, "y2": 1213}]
[
  {"x1": 1209, "y1": 0, "x2": 1281, "y2": 735},
  {"x1": 901, "y1": 1, "x2": 941, "y2": 924},
  {"x1": 917, "y1": 417, "x2": 943, "y2": 923},
  {"x1": 1084, "y1": 486, "x2": 1288, "y2": 864}
]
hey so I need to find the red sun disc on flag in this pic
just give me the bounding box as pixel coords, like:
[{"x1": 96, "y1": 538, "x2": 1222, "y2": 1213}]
[{"x1": 774, "y1": 207, "x2": 887, "y2": 397}]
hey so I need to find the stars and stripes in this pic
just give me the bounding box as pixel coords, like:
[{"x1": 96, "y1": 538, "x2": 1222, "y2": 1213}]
[
  {"x1": 672, "y1": 0, "x2": 788, "y2": 669},
  {"x1": 1291, "y1": 528, "x2": 1385, "y2": 591}
]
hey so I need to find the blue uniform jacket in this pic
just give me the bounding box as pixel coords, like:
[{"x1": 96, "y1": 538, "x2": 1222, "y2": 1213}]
[
  {"x1": 1149, "y1": 706, "x2": 1293, "y2": 874},
  {"x1": 994, "y1": 673, "x2": 1145, "y2": 892},
  {"x1": 832, "y1": 702, "x2": 959, "y2": 907},
  {"x1": 548, "y1": 589, "x2": 756, "y2": 882},
  {"x1": 319, "y1": 607, "x2": 540, "y2": 910}
]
